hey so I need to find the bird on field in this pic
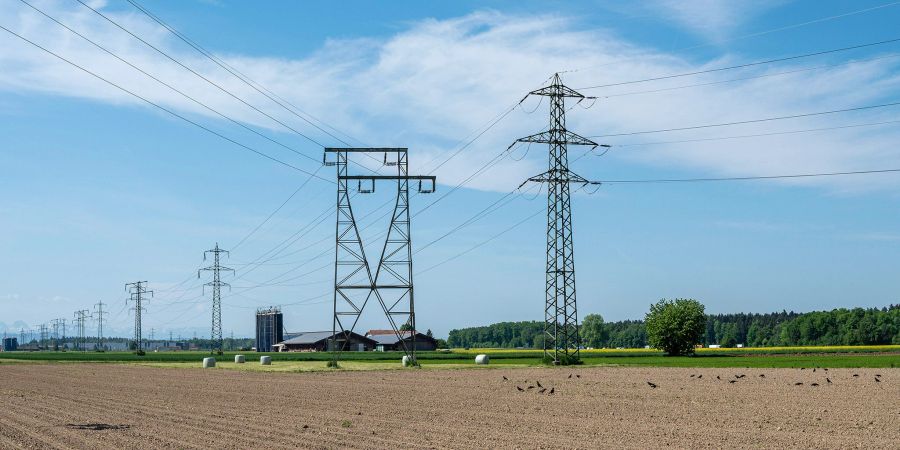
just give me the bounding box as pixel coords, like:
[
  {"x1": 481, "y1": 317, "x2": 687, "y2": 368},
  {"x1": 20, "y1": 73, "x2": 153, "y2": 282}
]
[
  {"x1": 502, "y1": 376, "x2": 508, "y2": 381},
  {"x1": 549, "y1": 387, "x2": 555, "y2": 394},
  {"x1": 811, "y1": 383, "x2": 819, "y2": 387},
  {"x1": 735, "y1": 374, "x2": 746, "y2": 379},
  {"x1": 875, "y1": 377, "x2": 881, "y2": 383},
  {"x1": 800, "y1": 367, "x2": 805, "y2": 370},
  {"x1": 716, "y1": 375, "x2": 721, "y2": 380},
  {"x1": 794, "y1": 382, "x2": 804, "y2": 386},
  {"x1": 823, "y1": 368, "x2": 828, "y2": 371},
  {"x1": 516, "y1": 386, "x2": 524, "y2": 392},
  {"x1": 853, "y1": 374, "x2": 860, "y2": 377},
  {"x1": 697, "y1": 375, "x2": 703, "y2": 379},
  {"x1": 813, "y1": 368, "x2": 817, "y2": 372},
  {"x1": 729, "y1": 380, "x2": 737, "y2": 384},
  {"x1": 575, "y1": 374, "x2": 581, "y2": 378},
  {"x1": 690, "y1": 374, "x2": 695, "y2": 378},
  {"x1": 826, "y1": 378, "x2": 832, "y2": 384},
  {"x1": 875, "y1": 374, "x2": 882, "y2": 378},
  {"x1": 538, "y1": 388, "x2": 546, "y2": 394},
  {"x1": 568, "y1": 374, "x2": 572, "y2": 379},
  {"x1": 536, "y1": 381, "x2": 543, "y2": 388},
  {"x1": 527, "y1": 385, "x2": 535, "y2": 390},
  {"x1": 759, "y1": 374, "x2": 765, "y2": 378},
  {"x1": 647, "y1": 381, "x2": 657, "y2": 388}
]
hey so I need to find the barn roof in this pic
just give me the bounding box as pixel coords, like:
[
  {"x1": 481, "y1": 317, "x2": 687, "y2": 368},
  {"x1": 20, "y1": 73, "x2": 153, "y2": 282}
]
[
  {"x1": 369, "y1": 332, "x2": 435, "y2": 345},
  {"x1": 279, "y1": 331, "x2": 375, "y2": 345}
]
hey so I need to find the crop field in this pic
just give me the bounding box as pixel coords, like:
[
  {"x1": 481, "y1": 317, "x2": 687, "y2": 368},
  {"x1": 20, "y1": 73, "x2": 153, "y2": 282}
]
[{"x1": 0, "y1": 363, "x2": 896, "y2": 448}]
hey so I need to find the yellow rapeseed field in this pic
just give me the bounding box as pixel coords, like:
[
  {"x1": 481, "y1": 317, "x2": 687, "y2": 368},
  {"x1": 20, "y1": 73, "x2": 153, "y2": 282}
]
[{"x1": 451, "y1": 345, "x2": 900, "y2": 354}]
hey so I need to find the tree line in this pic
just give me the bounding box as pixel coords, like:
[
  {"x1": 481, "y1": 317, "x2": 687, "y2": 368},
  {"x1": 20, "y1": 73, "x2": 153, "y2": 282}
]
[{"x1": 447, "y1": 305, "x2": 900, "y2": 349}]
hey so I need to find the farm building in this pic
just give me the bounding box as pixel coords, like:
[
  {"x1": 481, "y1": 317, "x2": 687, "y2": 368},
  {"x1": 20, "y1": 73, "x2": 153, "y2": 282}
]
[
  {"x1": 275, "y1": 331, "x2": 376, "y2": 352},
  {"x1": 366, "y1": 330, "x2": 437, "y2": 352},
  {"x1": 2, "y1": 337, "x2": 18, "y2": 352}
]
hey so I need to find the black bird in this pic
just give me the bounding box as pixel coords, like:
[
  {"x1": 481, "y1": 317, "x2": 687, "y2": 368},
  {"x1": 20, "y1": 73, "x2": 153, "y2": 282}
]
[
  {"x1": 811, "y1": 383, "x2": 819, "y2": 387},
  {"x1": 527, "y1": 385, "x2": 535, "y2": 390},
  {"x1": 575, "y1": 374, "x2": 581, "y2": 378},
  {"x1": 516, "y1": 386, "x2": 524, "y2": 392},
  {"x1": 690, "y1": 374, "x2": 695, "y2": 378},
  {"x1": 875, "y1": 377, "x2": 881, "y2": 383},
  {"x1": 823, "y1": 368, "x2": 828, "y2": 371},
  {"x1": 697, "y1": 375, "x2": 703, "y2": 379},
  {"x1": 795, "y1": 382, "x2": 803, "y2": 386},
  {"x1": 568, "y1": 374, "x2": 573, "y2": 379},
  {"x1": 813, "y1": 368, "x2": 816, "y2": 372},
  {"x1": 759, "y1": 374, "x2": 765, "y2": 378},
  {"x1": 538, "y1": 388, "x2": 546, "y2": 394},
  {"x1": 716, "y1": 375, "x2": 721, "y2": 380},
  {"x1": 853, "y1": 374, "x2": 860, "y2": 377},
  {"x1": 647, "y1": 381, "x2": 657, "y2": 388},
  {"x1": 800, "y1": 367, "x2": 805, "y2": 370},
  {"x1": 735, "y1": 374, "x2": 746, "y2": 379},
  {"x1": 502, "y1": 376, "x2": 508, "y2": 381},
  {"x1": 536, "y1": 381, "x2": 543, "y2": 388},
  {"x1": 826, "y1": 378, "x2": 832, "y2": 384},
  {"x1": 875, "y1": 374, "x2": 882, "y2": 378},
  {"x1": 549, "y1": 387, "x2": 555, "y2": 394},
  {"x1": 729, "y1": 380, "x2": 737, "y2": 384}
]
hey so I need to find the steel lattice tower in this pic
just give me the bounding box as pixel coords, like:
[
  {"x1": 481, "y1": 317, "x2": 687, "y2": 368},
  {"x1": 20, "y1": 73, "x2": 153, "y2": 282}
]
[
  {"x1": 126, "y1": 281, "x2": 153, "y2": 352},
  {"x1": 199, "y1": 243, "x2": 233, "y2": 354},
  {"x1": 73, "y1": 309, "x2": 89, "y2": 351},
  {"x1": 93, "y1": 300, "x2": 108, "y2": 351},
  {"x1": 325, "y1": 148, "x2": 435, "y2": 366},
  {"x1": 515, "y1": 73, "x2": 600, "y2": 364}
]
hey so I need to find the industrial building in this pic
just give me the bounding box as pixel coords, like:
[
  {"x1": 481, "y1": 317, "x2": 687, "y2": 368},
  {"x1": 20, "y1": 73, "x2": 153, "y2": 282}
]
[
  {"x1": 255, "y1": 307, "x2": 283, "y2": 352},
  {"x1": 275, "y1": 331, "x2": 376, "y2": 352},
  {"x1": 366, "y1": 330, "x2": 437, "y2": 351},
  {"x1": 2, "y1": 337, "x2": 18, "y2": 352}
]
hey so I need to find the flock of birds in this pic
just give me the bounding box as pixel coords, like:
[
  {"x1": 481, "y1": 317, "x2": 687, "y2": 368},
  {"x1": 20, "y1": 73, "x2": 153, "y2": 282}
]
[
  {"x1": 646, "y1": 367, "x2": 885, "y2": 389},
  {"x1": 503, "y1": 373, "x2": 583, "y2": 395}
]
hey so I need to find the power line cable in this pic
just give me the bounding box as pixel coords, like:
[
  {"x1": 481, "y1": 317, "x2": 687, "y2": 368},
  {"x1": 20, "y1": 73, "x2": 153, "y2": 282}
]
[
  {"x1": 576, "y1": 37, "x2": 900, "y2": 90},
  {"x1": 0, "y1": 23, "x2": 329, "y2": 181},
  {"x1": 599, "y1": 168, "x2": 900, "y2": 184},
  {"x1": 588, "y1": 100, "x2": 900, "y2": 138}
]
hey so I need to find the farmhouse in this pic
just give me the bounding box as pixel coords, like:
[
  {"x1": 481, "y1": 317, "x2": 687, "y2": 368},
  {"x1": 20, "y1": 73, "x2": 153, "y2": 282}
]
[
  {"x1": 366, "y1": 330, "x2": 438, "y2": 351},
  {"x1": 274, "y1": 331, "x2": 376, "y2": 352}
]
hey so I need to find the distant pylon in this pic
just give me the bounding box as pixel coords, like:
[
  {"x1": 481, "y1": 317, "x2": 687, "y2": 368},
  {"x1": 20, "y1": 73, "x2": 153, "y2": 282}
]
[
  {"x1": 199, "y1": 243, "x2": 233, "y2": 354},
  {"x1": 126, "y1": 281, "x2": 153, "y2": 352},
  {"x1": 73, "y1": 309, "x2": 89, "y2": 351},
  {"x1": 93, "y1": 300, "x2": 108, "y2": 351},
  {"x1": 514, "y1": 73, "x2": 603, "y2": 365}
]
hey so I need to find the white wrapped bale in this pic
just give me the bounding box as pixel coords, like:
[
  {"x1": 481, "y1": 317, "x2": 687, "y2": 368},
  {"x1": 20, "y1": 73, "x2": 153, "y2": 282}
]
[
  {"x1": 475, "y1": 354, "x2": 489, "y2": 365},
  {"x1": 402, "y1": 355, "x2": 416, "y2": 367},
  {"x1": 234, "y1": 354, "x2": 245, "y2": 364},
  {"x1": 260, "y1": 356, "x2": 272, "y2": 365},
  {"x1": 202, "y1": 357, "x2": 216, "y2": 368}
]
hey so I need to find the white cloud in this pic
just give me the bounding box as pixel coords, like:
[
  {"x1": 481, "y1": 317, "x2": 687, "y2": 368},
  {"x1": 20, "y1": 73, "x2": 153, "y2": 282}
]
[
  {"x1": 642, "y1": 0, "x2": 784, "y2": 41},
  {"x1": 1, "y1": 1, "x2": 900, "y2": 194}
]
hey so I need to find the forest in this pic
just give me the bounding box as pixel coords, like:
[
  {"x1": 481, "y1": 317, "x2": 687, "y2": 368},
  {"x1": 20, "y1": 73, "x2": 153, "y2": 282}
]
[{"x1": 446, "y1": 305, "x2": 900, "y2": 349}]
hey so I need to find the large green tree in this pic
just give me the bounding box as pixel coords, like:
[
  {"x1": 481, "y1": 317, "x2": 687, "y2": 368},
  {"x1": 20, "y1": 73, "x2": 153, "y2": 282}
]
[
  {"x1": 580, "y1": 314, "x2": 608, "y2": 348},
  {"x1": 645, "y1": 298, "x2": 707, "y2": 356}
]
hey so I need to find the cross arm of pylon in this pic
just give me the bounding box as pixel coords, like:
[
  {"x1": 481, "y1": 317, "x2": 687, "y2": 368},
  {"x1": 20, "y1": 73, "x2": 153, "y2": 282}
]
[
  {"x1": 518, "y1": 169, "x2": 602, "y2": 189},
  {"x1": 515, "y1": 130, "x2": 599, "y2": 147},
  {"x1": 528, "y1": 83, "x2": 592, "y2": 99}
]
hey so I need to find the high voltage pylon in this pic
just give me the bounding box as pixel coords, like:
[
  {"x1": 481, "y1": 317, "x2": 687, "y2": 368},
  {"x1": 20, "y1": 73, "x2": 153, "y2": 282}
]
[
  {"x1": 73, "y1": 309, "x2": 89, "y2": 351},
  {"x1": 514, "y1": 73, "x2": 603, "y2": 365},
  {"x1": 199, "y1": 243, "x2": 233, "y2": 354},
  {"x1": 38, "y1": 323, "x2": 48, "y2": 350},
  {"x1": 52, "y1": 318, "x2": 66, "y2": 350},
  {"x1": 324, "y1": 148, "x2": 436, "y2": 367},
  {"x1": 94, "y1": 300, "x2": 108, "y2": 351},
  {"x1": 126, "y1": 281, "x2": 153, "y2": 353}
]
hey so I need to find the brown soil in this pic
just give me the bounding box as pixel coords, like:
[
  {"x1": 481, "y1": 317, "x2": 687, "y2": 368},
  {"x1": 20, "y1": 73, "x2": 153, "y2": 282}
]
[{"x1": 0, "y1": 364, "x2": 896, "y2": 449}]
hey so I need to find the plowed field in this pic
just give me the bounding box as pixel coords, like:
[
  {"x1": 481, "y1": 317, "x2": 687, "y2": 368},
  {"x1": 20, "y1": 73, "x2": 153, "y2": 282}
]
[{"x1": 0, "y1": 363, "x2": 896, "y2": 449}]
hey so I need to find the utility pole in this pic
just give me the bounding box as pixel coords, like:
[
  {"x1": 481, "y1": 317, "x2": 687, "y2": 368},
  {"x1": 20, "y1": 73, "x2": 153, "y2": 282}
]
[
  {"x1": 514, "y1": 73, "x2": 602, "y2": 365},
  {"x1": 58, "y1": 318, "x2": 67, "y2": 350},
  {"x1": 19, "y1": 328, "x2": 26, "y2": 347},
  {"x1": 126, "y1": 281, "x2": 153, "y2": 353},
  {"x1": 93, "y1": 300, "x2": 108, "y2": 351},
  {"x1": 39, "y1": 324, "x2": 48, "y2": 350},
  {"x1": 199, "y1": 243, "x2": 233, "y2": 354},
  {"x1": 73, "y1": 310, "x2": 89, "y2": 351},
  {"x1": 324, "y1": 147, "x2": 436, "y2": 367}
]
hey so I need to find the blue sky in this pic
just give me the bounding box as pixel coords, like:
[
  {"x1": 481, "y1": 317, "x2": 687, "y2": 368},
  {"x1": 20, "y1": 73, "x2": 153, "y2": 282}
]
[{"x1": 2, "y1": 0, "x2": 900, "y2": 339}]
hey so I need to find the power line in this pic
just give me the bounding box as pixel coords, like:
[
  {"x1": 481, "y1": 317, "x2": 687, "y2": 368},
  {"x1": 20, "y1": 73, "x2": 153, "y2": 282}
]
[
  {"x1": 598, "y1": 168, "x2": 900, "y2": 184},
  {"x1": 588, "y1": 101, "x2": 900, "y2": 138},
  {"x1": 0, "y1": 24, "x2": 330, "y2": 181},
  {"x1": 576, "y1": 37, "x2": 900, "y2": 90},
  {"x1": 561, "y1": 0, "x2": 900, "y2": 74}
]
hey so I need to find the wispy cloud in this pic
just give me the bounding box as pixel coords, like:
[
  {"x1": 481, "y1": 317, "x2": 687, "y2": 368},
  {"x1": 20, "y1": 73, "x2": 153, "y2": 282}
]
[
  {"x1": 1, "y1": 1, "x2": 899, "y2": 194},
  {"x1": 642, "y1": 0, "x2": 785, "y2": 41}
]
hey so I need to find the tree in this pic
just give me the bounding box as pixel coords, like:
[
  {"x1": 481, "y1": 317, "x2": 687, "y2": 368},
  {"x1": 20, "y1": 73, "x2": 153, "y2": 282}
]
[
  {"x1": 580, "y1": 314, "x2": 608, "y2": 348},
  {"x1": 425, "y1": 329, "x2": 433, "y2": 338},
  {"x1": 645, "y1": 298, "x2": 706, "y2": 356}
]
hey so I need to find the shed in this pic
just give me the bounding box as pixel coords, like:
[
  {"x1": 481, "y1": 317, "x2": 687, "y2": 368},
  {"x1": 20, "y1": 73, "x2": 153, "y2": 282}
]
[
  {"x1": 277, "y1": 331, "x2": 376, "y2": 352},
  {"x1": 368, "y1": 332, "x2": 437, "y2": 352}
]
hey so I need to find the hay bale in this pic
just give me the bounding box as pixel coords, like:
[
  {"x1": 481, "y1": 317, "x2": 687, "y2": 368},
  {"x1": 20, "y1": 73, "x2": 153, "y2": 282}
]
[
  {"x1": 402, "y1": 355, "x2": 416, "y2": 367},
  {"x1": 234, "y1": 354, "x2": 245, "y2": 364},
  {"x1": 202, "y1": 357, "x2": 216, "y2": 368},
  {"x1": 475, "y1": 354, "x2": 489, "y2": 365},
  {"x1": 260, "y1": 356, "x2": 272, "y2": 365}
]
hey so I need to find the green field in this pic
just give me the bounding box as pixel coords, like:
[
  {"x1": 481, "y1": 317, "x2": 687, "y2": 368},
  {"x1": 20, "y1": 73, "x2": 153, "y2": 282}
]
[{"x1": 1, "y1": 346, "x2": 897, "y2": 369}]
